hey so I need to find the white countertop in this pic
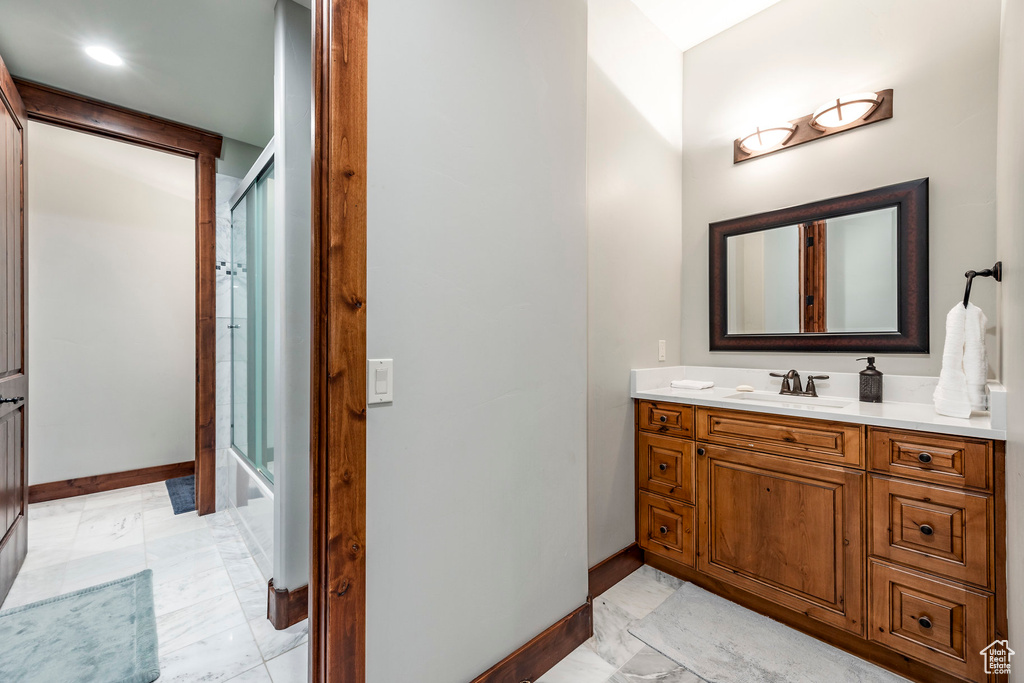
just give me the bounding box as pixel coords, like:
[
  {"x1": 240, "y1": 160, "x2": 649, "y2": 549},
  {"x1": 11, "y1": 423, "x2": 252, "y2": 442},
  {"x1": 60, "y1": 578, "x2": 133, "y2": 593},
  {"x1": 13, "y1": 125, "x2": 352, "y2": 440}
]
[{"x1": 631, "y1": 366, "x2": 1006, "y2": 441}]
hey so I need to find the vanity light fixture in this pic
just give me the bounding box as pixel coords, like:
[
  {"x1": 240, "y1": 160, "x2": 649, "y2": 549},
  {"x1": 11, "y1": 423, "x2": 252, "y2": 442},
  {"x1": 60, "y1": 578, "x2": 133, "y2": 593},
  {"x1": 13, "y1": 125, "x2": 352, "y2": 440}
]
[
  {"x1": 84, "y1": 46, "x2": 124, "y2": 67},
  {"x1": 733, "y1": 89, "x2": 893, "y2": 164},
  {"x1": 810, "y1": 92, "x2": 881, "y2": 130},
  {"x1": 737, "y1": 123, "x2": 797, "y2": 154}
]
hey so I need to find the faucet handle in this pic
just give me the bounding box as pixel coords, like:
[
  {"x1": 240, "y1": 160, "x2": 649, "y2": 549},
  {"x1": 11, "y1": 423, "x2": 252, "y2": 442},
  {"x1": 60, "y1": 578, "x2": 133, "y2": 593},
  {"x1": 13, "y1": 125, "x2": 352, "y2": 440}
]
[
  {"x1": 805, "y1": 375, "x2": 829, "y2": 398},
  {"x1": 770, "y1": 372, "x2": 792, "y2": 394}
]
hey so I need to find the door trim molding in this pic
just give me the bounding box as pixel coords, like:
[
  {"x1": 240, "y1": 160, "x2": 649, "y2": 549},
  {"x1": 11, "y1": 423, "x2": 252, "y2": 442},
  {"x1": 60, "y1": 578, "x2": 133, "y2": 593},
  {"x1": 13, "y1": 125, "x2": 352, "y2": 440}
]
[
  {"x1": 310, "y1": 0, "x2": 369, "y2": 679},
  {"x1": 28, "y1": 460, "x2": 195, "y2": 503},
  {"x1": 14, "y1": 79, "x2": 222, "y2": 515},
  {"x1": 13, "y1": 80, "x2": 222, "y2": 158},
  {"x1": 470, "y1": 602, "x2": 594, "y2": 683}
]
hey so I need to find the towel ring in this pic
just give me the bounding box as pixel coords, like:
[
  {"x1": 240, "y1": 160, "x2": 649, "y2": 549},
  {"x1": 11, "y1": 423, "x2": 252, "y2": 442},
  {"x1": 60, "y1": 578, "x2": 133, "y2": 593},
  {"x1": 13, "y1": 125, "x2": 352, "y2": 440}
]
[{"x1": 963, "y1": 262, "x2": 1002, "y2": 308}]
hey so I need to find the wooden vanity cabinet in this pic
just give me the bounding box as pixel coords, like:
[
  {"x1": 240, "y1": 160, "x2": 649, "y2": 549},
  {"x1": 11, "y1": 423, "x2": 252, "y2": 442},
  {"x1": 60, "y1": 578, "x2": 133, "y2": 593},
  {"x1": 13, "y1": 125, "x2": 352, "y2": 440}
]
[{"x1": 635, "y1": 401, "x2": 1007, "y2": 683}]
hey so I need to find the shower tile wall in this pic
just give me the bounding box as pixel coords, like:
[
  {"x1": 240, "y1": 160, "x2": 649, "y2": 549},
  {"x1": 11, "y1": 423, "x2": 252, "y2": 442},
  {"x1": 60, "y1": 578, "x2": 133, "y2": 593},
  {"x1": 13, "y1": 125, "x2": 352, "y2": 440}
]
[
  {"x1": 215, "y1": 172, "x2": 239, "y2": 506},
  {"x1": 215, "y1": 172, "x2": 273, "y2": 582}
]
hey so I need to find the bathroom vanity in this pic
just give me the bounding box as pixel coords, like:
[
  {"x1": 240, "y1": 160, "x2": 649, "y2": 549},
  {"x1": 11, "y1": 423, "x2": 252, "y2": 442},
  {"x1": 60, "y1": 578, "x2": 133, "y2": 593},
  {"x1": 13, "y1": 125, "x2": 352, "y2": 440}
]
[{"x1": 632, "y1": 367, "x2": 1007, "y2": 683}]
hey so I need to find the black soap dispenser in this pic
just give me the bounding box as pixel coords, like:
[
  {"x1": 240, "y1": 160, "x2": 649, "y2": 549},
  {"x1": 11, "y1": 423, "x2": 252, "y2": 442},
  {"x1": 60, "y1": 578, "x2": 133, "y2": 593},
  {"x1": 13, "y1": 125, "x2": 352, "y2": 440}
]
[{"x1": 857, "y1": 357, "x2": 883, "y2": 403}]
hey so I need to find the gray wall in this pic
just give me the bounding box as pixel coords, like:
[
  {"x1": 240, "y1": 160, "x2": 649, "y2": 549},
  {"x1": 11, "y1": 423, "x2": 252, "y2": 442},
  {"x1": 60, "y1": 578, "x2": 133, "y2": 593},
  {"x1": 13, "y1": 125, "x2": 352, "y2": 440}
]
[
  {"x1": 270, "y1": 0, "x2": 311, "y2": 592},
  {"x1": 365, "y1": 1, "x2": 588, "y2": 681},
  {"x1": 680, "y1": 0, "x2": 1001, "y2": 377},
  {"x1": 217, "y1": 137, "x2": 264, "y2": 179},
  {"x1": 587, "y1": 0, "x2": 683, "y2": 566},
  {"x1": 996, "y1": 0, "x2": 1024, "y2": 676}
]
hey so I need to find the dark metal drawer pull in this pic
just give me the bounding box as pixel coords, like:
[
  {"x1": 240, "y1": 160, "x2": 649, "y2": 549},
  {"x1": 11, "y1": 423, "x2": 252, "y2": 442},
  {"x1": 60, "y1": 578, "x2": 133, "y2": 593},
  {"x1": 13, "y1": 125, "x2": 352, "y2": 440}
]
[
  {"x1": 918, "y1": 616, "x2": 932, "y2": 629},
  {"x1": 697, "y1": 448, "x2": 705, "y2": 456},
  {"x1": 918, "y1": 452, "x2": 933, "y2": 464},
  {"x1": 659, "y1": 463, "x2": 668, "y2": 472},
  {"x1": 659, "y1": 415, "x2": 668, "y2": 423},
  {"x1": 659, "y1": 526, "x2": 669, "y2": 535},
  {"x1": 920, "y1": 524, "x2": 934, "y2": 536}
]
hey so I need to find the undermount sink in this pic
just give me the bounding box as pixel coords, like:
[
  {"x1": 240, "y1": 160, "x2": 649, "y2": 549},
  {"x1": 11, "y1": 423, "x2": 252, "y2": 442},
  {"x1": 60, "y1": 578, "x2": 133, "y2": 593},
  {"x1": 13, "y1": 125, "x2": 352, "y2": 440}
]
[{"x1": 723, "y1": 392, "x2": 853, "y2": 410}]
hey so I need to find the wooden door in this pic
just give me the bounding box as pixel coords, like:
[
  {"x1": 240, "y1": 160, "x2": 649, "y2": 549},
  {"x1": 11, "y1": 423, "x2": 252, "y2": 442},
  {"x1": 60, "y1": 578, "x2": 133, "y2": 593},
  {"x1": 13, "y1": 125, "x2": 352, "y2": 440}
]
[
  {"x1": 799, "y1": 220, "x2": 827, "y2": 333},
  {"x1": 697, "y1": 444, "x2": 865, "y2": 634},
  {"x1": 0, "y1": 55, "x2": 27, "y2": 604}
]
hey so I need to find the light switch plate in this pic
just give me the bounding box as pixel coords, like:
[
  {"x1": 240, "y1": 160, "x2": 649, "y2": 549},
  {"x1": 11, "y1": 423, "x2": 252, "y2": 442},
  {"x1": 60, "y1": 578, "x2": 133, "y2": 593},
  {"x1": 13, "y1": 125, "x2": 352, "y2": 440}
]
[
  {"x1": 367, "y1": 359, "x2": 393, "y2": 404},
  {"x1": 658, "y1": 340, "x2": 666, "y2": 362}
]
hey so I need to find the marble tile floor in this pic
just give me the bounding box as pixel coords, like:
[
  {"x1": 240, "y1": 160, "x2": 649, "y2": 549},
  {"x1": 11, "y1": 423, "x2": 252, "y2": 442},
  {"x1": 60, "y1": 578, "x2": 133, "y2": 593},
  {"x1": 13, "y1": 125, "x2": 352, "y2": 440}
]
[
  {"x1": 2, "y1": 481, "x2": 308, "y2": 683},
  {"x1": 538, "y1": 565, "x2": 704, "y2": 683}
]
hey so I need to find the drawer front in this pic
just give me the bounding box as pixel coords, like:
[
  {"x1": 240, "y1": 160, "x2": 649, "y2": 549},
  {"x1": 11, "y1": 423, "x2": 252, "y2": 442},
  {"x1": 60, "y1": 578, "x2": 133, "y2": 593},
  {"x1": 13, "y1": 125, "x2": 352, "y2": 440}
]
[
  {"x1": 869, "y1": 476, "x2": 992, "y2": 589},
  {"x1": 868, "y1": 428, "x2": 992, "y2": 491},
  {"x1": 638, "y1": 491, "x2": 695, "y2": 568},
  {"x1": 869, "y1": 560, "x2": 993, "y2": 683},
  {"x1": 639, "y1": 401, "x2": 694, "y2": 438},
  {"x1": 638, "y1": 433, "x2": 695, "y2": 503},
  {"x1": 696, "y1": 407, "x2": 863, "y2": 467}
]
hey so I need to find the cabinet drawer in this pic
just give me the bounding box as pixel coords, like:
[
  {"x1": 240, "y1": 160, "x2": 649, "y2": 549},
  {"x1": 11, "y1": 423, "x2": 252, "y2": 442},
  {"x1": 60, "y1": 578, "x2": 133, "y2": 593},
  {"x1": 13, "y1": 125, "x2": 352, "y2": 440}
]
[
  {"x1": 638, "y1": 433, "x2": 695, "y2": 503},
  {"x1": 869, "y1": 560, "x2": 992, "y2": 683},
  {"x1": 868, "y1": 428, "x2": 992, "y2": 491},
  {"x1": 696, "y1": 407, "x2": 863, "y2": 467},
  {"x1": 638, "y1": 401, "x2": 694, "y2": 438},
  {"x1": 638, "y1": 491, "x2": 695, "y2": 568},
  {"x1": 869, "y1": 476, "x2": 992, "y2": 589}
]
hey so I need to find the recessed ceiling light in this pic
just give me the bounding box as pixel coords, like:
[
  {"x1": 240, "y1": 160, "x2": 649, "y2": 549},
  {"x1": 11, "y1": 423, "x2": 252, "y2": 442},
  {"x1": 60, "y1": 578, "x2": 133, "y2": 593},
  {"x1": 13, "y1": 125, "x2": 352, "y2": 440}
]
[{"x1": 84, "y1": 46, "x2": 124, "y2": 67}]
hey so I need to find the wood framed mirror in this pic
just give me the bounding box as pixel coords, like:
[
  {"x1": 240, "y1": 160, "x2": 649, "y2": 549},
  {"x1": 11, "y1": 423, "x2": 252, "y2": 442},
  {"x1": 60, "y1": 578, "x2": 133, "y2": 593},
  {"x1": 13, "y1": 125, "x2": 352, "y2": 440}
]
[{"x1": 709, "y1": 178, "x2": 929, "y2": 353}]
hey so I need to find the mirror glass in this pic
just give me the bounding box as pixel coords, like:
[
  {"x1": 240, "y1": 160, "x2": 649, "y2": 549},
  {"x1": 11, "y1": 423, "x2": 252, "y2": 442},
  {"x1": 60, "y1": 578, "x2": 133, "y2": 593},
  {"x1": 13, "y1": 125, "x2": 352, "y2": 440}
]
[{"x1": 725, "y1": 207, "x2": 898, "y2": 335}]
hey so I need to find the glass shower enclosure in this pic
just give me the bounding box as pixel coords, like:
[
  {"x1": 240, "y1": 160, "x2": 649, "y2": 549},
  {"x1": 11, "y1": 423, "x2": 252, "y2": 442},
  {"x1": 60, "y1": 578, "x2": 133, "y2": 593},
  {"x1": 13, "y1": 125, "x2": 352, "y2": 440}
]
[{"x1": 230, "y1": 153, "x2": 275, "y2": 484}]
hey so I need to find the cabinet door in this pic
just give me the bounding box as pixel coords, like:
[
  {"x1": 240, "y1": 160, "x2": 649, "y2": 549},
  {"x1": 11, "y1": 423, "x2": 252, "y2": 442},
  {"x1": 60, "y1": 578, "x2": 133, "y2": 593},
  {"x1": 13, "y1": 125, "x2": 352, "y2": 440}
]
[{"x1": 698, "y1": 444, "x2": 865, "y2": 634}]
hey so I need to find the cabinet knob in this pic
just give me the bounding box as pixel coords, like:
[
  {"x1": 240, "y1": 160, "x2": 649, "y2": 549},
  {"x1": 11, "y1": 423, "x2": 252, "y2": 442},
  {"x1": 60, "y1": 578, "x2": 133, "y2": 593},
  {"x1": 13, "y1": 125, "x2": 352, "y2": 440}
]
[
  {"x1": 659, "y1": 415, "x2": 667, "y2": 423},
  {"x1": 659, "y1": 463, "x2": 668, "y2": 472},
  {"x1": 918, "y1": 616, "x2": 932, "y2": 629},
  {"x1": 659, "y1": 526, "x2": 668, "y2": 535},
  {"x1": 918, "y1": 452, "x2": 933, "y2": 464},
  {"x1": 697, "y1": 448, "x2": 705, "y2": 456},
  {"x1": 920, "y1": 524, "x2": 934, "y2": 536}
]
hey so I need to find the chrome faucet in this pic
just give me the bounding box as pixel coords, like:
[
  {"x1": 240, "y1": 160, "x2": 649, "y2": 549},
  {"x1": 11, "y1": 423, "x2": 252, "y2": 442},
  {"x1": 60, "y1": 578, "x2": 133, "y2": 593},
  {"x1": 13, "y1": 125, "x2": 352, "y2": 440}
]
[{"x1": 770, "y1": 369, "x2": 830, "y2": 397}]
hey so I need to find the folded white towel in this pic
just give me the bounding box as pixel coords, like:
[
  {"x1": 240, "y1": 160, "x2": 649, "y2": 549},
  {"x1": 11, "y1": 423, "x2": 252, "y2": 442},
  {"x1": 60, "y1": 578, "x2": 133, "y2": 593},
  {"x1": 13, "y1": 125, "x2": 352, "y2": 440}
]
[
  {"x1": 671, "y1": 379, "x2": 714, "y2": 390},
  {"x1": 934, "y1": 302, "x2": 988, "y2": 418}
]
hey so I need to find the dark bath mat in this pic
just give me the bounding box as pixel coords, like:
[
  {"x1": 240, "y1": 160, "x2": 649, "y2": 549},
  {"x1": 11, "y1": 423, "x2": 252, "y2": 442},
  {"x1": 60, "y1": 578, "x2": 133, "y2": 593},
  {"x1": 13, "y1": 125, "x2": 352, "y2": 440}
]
[{"x1": 165, "y1": 474, "x2": 196, "y2": 514}]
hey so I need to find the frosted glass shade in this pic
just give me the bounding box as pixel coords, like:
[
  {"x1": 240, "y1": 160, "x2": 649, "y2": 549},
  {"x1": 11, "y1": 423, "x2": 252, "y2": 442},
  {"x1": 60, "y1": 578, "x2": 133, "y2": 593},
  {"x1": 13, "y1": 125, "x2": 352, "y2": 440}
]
[
  {"x1": 811, "y1": 92, "x2": 881, "y2": 130},
  {"x1": 738, "y1": 124, "x2": 796, "y2": 153}
]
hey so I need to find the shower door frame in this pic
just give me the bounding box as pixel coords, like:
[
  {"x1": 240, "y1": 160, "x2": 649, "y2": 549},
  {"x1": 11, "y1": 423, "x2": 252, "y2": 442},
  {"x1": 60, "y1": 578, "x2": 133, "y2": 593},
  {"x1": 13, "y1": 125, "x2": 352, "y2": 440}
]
[{"x1": 14, "y1": 80, "x2": 223, "y2": 515}]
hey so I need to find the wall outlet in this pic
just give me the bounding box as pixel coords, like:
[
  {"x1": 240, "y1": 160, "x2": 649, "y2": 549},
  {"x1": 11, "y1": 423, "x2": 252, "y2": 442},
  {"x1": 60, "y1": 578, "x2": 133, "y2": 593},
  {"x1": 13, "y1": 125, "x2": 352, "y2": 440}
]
[{"x1": 658, "y1": 340, "x2": 666, "y2": 362}]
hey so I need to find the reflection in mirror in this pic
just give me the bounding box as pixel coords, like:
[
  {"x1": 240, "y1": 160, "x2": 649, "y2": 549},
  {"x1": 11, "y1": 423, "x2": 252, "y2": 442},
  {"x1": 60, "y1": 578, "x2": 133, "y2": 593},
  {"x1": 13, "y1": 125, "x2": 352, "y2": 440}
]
[{"x1": 726, "y1": 207, "x2": 898, "y2": 335}]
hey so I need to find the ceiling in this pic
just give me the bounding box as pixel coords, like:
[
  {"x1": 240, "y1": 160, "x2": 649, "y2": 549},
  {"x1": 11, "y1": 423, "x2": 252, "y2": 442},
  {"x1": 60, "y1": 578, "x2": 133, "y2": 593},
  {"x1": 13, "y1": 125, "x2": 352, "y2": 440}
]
[
  {"x1": 629, "y1": 0, "x2": 783, "y2": 52},
  {"x1": 0, "y1": 0, "x2": 282, "y2": 147},
  {"x1": 0, "y1": 0, "x2": 772, "y2": 148}
]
